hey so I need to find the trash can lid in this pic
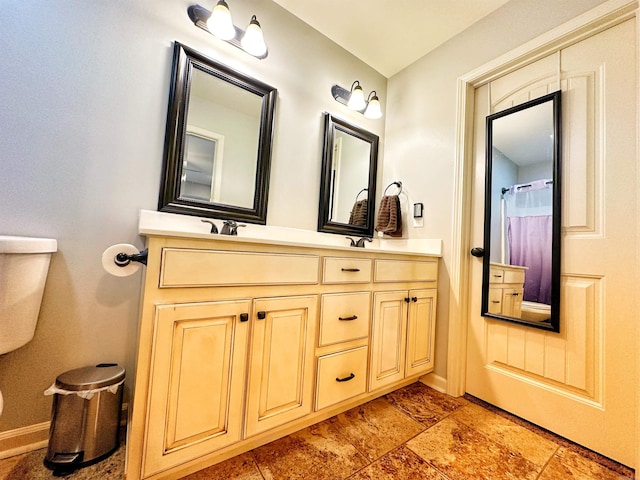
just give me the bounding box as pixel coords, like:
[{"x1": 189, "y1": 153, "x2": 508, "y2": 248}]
[{"x1": 55, "y1": 364, "x2": 125, "y2": 391}]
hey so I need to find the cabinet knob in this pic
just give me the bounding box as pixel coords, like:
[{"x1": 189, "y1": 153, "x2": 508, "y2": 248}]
[
  {"x1": 257, "y1": 311, "x2": 266, "y2": 320},
  {"x1": 404, "y1": 297, "x2": 410, "y2": 303},
  {"x1": 411, "y1": 297, "x2": 418, "y2": 302},
  {"x1": 338, "y1": 315, "x2": 358, "y2": 321},
  {"x1": 335, "y1": 373, "x2": 355, "y2": 383},
  {"x1": 239, "y1": 313, "x2": 249, "y2": 322}
]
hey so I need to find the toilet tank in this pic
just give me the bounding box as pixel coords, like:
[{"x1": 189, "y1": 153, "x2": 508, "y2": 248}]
[{"x1": 0, "y1": 235, "x2": 57, "y2": 355}]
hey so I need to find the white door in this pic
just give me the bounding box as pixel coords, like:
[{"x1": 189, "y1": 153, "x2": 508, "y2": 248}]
[{"x1": 466, "y1": 20, "x2": 637, "y2": 467}]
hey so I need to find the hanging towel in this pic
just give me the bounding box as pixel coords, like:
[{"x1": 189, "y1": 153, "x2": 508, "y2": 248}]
[
  {"x1": 375, "y1": 195, "x2": 402, "y2": 237},
  {"x1": 348, "y1": 199, "x2": 368, "y2": 227}
]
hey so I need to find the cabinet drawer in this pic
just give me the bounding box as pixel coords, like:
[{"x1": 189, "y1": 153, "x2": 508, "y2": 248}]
[
  {"x1": 489, "y1": 267, "x2": 505, "y2": 284},
  {"x1": 374, "y1": 259, "x2": 437, "y2": 282},
  {"x1": 315, "y1": 346, "x2": 368, "y2": 411},
  {"x1": 319, "y1": 292, "x2": 371, "y2": 346},
  {"x1": 504, "y1": 269, "x2": 525, "y2": 284},
  {"x1": 160, "y1": 249, "x2": 319, "y2": 287},
  {"x1": 323, "y1": 257, "x2": 372, "y2": 284}
]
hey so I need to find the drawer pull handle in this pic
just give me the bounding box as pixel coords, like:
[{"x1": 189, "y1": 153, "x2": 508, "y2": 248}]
[
  {"x1": 491, "y1": 300, "x2": 500, "y2": 304},
  {"x1": 240, "y1": 313, "x2": 249, "y2": 322},
  {"x1": 493, "y1": 275, "x2": 503, "y2": 278},
  {"x1": 512, "y1": 293, "x2": 520, "y2": 296},
  {"x1": 341, "y1": 268, "x2": 360, "y2": 272},
  {"x1": 336, "y1": 373, "x2": 355, "y2": 382},
  {"x1": 338, "y1": 315, "x2": 358, "y2": 321},
  {"x1": 257, "y1": 311, "x2": 266, "y2": 320}
]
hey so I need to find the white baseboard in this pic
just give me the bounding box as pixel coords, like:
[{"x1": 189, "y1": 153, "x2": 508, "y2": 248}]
[
  {"x1": 0, "y1": 402, "x2": 128, "y2": 460},
  {"x1": 419, "y1": 373, "x2": 448, "y2": 394},
  {"x1": 0, "y1": 422, "x2": 49, "y2": 460}
]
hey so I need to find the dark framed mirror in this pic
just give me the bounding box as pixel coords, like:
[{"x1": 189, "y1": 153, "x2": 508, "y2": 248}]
[
  {"x1": 318, "y1": 113, "x2": 379, "y2": 237},
  {"x1": 159, "y1": 42, "x2": 277, "y2": 224},
  {"x1": 481, "y1": 91, "x2": 562, "y2": 332}
]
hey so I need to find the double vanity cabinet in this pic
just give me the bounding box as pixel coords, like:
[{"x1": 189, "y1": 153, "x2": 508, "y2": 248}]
[{"x1": 126, "y1": 229, "x2": 439, "y2": 480}]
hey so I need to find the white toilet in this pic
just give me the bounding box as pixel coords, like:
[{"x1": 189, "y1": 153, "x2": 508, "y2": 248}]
[{"x1": 0, "y1": 235, "x2": 57, "y2": 415}]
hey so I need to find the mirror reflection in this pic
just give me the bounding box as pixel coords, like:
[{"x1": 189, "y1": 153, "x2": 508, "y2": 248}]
[
  {"x1": 159, "y1": 42, "x2": 277, "y2": 224},
  {"x1": 181, "y1": 69, "x2": 262, "y2": 208},
  {"x1": 482, "y1": 91, "x2": 561, "y2": 332},
  {"x1": 318, "y1": 113, "x2": 379, "y2": 237}
]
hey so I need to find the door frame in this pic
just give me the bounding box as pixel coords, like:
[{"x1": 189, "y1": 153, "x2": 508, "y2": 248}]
[{"x1": 446, "y1": 0, "x2": 639, "y2": 460}]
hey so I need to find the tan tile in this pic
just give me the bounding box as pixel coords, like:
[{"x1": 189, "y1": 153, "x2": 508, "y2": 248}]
[
  {"x1": 330, "y1": 397, "x2": 426, "y2": 462},
  {"x1": 252, "y1": 419, "x2": 368, "y2": 480},
  {"x1": 407, "y1": 417, "x2": 541, "y2": 480},
  {"x1": 180, "y1": 452, "x2": 263, "y2": 479},
  {"x1": 348, "y1": 446, "x2": 447, "y2": 480},
  {"x1": 386, "y1": 383, "x2": 468, "y2": 427},
  {"x1": 450, "y1": 403, "x2": 558, "y2": 467},
  {"x1": 541, "y1": 448, "x2": 635, "y2": 480}
]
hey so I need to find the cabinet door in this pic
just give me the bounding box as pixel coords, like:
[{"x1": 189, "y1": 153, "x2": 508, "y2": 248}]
[
  {"x1": 369, "y1": 291, "x2": 408, "y2": 391},
  {"x1": 245, "y1": 295, "x2": 317, "y2": 437},
  {"x1": 501, "y1": 287, "x2": 523, "y2": 317},
  {"x1": 143, "y1": 300, "x2": 250, "y2": 477},
  {"x1": 406, "y1": 288, "x2": 437, "y2": 377}
]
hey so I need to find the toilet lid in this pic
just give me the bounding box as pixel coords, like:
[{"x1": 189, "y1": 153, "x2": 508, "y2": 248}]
[
  {"x1": 55, "y1": 364, "x2": 125, "y2": 391},
  {"x1": 0, "y1": 235, "x2": 57, "y2": 253}
]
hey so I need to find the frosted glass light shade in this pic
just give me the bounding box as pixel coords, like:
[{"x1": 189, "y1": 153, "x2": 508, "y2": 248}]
[
  {"x1": 347, "y1": 84, "x2": 366, "y2": 110},
  {"x1": 241, "y1": 16, "x2": 267, "y2": 57},
  {"x1": 364, "y1": 95, "x2": 382, "y2": 119},
  {"x1": 208, "y1": 0, "x2": 235, "y2": 40}
]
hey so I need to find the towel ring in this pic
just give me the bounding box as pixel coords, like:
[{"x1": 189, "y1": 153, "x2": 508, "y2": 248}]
[
  {"x1": 383, "y1": 181, "x2": 402, "y2": 196},
  {"x1": 354, "y1": 188, "x2": 368, "y2": 201}
]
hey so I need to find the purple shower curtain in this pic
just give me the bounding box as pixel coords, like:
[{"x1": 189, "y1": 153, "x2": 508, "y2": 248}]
[{"x1": 508, "y1": 215, "x2": 552, "y2": 304}]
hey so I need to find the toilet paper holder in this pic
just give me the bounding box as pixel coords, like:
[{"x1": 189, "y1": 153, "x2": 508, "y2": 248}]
[{"x1": 114, "y1": 249, "x2": 148, "y2": 267}]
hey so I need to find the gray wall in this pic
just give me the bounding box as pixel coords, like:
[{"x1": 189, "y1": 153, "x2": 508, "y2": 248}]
[
  {"x1": 384, "y1": 0, "x2": 606, "y2": 378},
  {"x1": 0, "y1": 0, "x2": 385, "y2": 432}
]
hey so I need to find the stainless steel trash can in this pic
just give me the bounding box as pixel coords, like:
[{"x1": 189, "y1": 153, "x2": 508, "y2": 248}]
[{"x1": 44, "y1": 363, "x2": 125, "y2": 473}]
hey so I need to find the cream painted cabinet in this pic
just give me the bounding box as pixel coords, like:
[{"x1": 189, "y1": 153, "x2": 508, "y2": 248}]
[
  {"x1": 245, "y1": 295, "x2": 317, "y2": 437},
  {"x1": 128, "y1": 235, "x2": 439, "y2": 480},
  {"x1": 488, "y1": 263, "x2": 525, "y2": 317},
  {"x1": 369, "y1": 288, "x2": 437, "y2": 391},
  {"x1": 142, "y1": 300, "x2": 250, "y2": 477}
]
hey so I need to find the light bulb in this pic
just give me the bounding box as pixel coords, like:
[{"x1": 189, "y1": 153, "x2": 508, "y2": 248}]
[
  {"x1": 347, "y1": 82, "x2": 366, "y2": 111},
  {"x1": 208, "y1": 0, "x2": 235, "y2": 41},
  {"x1": 241, "y1": 16, "x2": 267, "y2": 57},
  {"x1": 364, "y1": 94, "x2": 382, "y2": 119}
]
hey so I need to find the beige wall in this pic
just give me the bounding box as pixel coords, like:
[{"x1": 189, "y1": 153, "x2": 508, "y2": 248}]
[
  {"x1": 0, "y1": 0, "x2": 385, "y2": 432},
  {"x1": 383, "y1": 0, "x2": 606, "y2": 378}
]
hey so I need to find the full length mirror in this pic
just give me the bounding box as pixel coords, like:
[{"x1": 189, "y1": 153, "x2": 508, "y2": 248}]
[
  {"x1": 318, "y1": 113, "x2": 379, "y2": 237},
  {"x1": 482, "y1": 91, "x2": 561, "y2": 332},
  {"x1": 159, "y1": 42, "x2": 277, "y2": 223}
]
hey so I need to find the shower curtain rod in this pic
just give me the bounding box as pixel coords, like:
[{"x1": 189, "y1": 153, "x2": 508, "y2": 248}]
[{"x1": 501, "y1": 180, "x2": 553, "y2": 195}]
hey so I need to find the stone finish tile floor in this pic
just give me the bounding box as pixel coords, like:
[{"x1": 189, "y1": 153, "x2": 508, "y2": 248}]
[{"x1": 0, "y1": 383, "x2": 633, "y2": 479}]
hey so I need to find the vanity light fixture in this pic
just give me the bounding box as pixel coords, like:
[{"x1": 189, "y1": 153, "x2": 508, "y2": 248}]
[
  {"x1": 187, "y1": 2, "x2": 268, "y2": 59},
  {"x1": 331, "y1": 81, "x2": 383, "y2": 119},
  {"x1": 347, "y1": 81, "x2": 366, "y2": 110}
]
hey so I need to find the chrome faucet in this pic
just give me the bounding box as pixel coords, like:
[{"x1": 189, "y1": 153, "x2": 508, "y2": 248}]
[
  {"x1": 221, "y1": 220, "x2": 246, "y2": 235},
  {"x1": 346, "y1": 236, "x2": 373, "y2": 248}
]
